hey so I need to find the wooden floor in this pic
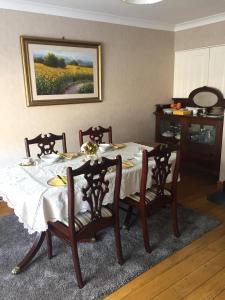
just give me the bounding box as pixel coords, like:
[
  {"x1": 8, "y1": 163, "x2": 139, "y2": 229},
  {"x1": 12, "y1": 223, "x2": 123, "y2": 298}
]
[
  {"x1": 1, "y1": 169, "x2": 225, "y2": 299},
  {"x1": 104, "y1": 169, "x2": 225, "y2": 300}
]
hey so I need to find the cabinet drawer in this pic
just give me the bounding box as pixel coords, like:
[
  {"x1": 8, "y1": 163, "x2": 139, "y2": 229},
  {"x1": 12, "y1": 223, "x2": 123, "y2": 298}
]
[
  {"x1": 183, "y1": 143, "x2": 218, "y2": 163},
  {"x1": 184, "y1": 150, "x2": 217, "y2": 162}
]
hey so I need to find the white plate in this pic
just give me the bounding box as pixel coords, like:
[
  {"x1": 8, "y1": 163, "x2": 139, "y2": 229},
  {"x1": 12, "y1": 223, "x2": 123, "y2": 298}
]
[
  {"x1": 162, "y1": 131, "x2": 174, "y2": 137},
  {"x1": 163, "y1": 108, "x2": 172, "y2": 114},
  {"x1": 41, "y1": 153, "x2": 60, "y2": 164},
  {"x1": 206, "y1": 115, "x2": 222, "y2": 118},
  {"x1": 99, "y1": 143, "x2": 112, "y2": 153}
]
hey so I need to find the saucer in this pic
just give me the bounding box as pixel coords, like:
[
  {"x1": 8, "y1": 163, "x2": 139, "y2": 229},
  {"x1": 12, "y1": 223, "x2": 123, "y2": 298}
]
[{"x1": 19, "y1": 161, "x2": 35, "y2": 166}]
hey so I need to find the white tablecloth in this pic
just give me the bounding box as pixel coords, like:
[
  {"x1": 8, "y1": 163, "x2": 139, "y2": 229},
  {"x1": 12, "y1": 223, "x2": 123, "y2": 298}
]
[{"x1": 0, "y1": 143, "x2": 175, "y2": 233}]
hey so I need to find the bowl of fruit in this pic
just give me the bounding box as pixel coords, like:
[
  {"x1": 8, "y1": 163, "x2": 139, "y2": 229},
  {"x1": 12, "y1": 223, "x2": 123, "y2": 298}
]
[{"x1": 170, "y1": 102, "x2": 182, "y2": 110}]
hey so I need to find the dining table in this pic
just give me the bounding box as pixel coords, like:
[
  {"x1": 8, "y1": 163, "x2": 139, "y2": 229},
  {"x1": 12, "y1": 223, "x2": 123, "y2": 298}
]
[{"x1": 0, "y1": 142, "x2": 175, "y2": 275}]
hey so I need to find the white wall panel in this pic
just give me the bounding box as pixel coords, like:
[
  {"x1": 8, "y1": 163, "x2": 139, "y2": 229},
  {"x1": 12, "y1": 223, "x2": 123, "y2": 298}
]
[
  {"x1": 208, "y1": 45, "x2": 225, "y2": 95},
  {"x1": 173, "y1": 48, "x2": 209, "y2": 98}
]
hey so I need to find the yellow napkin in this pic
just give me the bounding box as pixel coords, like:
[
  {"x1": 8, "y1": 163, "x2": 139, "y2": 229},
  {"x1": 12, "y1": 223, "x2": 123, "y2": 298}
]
[
  {"x1": 59, "y1": 152, "x2": 78, "y2": 160},
  {"x1": 47, "y1": 176, "x2": 67, "y2": 186},
  {"x1": 122, "y1": 161, "x2": 134, "y2": 169},
  {"x1": 112, "y1": 144, "x2": 125, "y2": 149}
]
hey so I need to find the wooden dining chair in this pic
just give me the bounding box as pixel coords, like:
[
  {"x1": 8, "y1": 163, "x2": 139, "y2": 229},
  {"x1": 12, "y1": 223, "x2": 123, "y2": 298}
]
[
  {"x1": 79, "y1": 126, "x2": 112, "y2": 147},
  {"x1": 46, "y1": 155, "x2": 123, "y2": 288},
  {"x1": 121, "y1": 143, "x2": 181, "y2": 253},
  {"x1": 24, "y1": 133, "x2": 67, "y2": 158}
]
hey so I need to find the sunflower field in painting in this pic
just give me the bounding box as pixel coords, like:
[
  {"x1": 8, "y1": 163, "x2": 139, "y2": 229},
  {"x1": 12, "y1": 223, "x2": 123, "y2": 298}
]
[{"x1": 33, "y1": 52, "x2": 94, "y2": 95}]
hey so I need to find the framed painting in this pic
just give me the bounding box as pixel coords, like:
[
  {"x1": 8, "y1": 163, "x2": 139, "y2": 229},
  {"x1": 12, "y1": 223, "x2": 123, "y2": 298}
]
[{"x1": 20, "y1": 36, "x2": 102, "y2": 106}]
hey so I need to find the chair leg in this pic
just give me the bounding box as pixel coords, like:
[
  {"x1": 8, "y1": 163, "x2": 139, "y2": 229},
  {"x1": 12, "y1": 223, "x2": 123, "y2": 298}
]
[
  {"x1": 171, "y1": 200, "x2": 180, "y2": 237},
  {"x1": 123, "y1": 206, "x2": 133, "y2": 230},
  {"x1": 139, "y1": 210, "x2": 151, "y2": 253},
  {"x1": 114, "y1": 222, "x2": 124, "y2": 265},
  {"x1": 71, "y1": 240, "x2": 84, "y2": 289},
  {"x1": 46, "y1": 229, "x2": 53, "y2": 259}
]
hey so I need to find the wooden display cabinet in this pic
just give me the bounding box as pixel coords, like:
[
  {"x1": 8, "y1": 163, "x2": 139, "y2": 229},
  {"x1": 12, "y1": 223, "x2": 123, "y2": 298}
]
[{"x1": 154, "y1": 86, "x2": 224, "y2": 177}]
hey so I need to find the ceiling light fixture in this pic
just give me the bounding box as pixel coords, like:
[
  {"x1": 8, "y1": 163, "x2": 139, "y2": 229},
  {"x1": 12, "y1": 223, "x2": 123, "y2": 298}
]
[{"x1": 122, "y1": 0, "x2": 163, "y2": 4}]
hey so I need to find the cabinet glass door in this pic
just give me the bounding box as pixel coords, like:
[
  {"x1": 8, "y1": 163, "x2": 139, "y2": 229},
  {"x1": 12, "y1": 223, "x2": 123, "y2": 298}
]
[
  {"x1": 160, "y1": 120, "x2": 181, "y2": 140},
  {"x1": 187, "y1": 124, "x2": 216, "y2": 145}
]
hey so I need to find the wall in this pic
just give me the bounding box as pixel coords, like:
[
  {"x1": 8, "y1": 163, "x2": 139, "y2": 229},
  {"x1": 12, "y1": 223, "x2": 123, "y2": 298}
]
[
  {"x1": 0, "y1": 9, "x2": 174, "y2": 166},
  {"x1": 175, "y1": 21, "x2": 225, "y2": 181},
  {"x1": 175, "y1": 21, "x2": 225, "y2": 51}
]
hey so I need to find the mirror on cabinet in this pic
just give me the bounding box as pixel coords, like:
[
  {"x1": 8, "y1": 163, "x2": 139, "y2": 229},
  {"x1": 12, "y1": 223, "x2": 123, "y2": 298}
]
[
  {"x1": 193, "y1": 91, "x2": 218, "y2": 107},
  {"x1": 189, "y1": 86, "x2": 224, "y2": 108}
]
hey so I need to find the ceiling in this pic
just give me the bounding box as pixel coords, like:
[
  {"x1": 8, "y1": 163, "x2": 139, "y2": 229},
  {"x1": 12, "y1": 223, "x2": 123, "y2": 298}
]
[{"x1": 1, "y1": 0, "x2": 225, "y2": 31}]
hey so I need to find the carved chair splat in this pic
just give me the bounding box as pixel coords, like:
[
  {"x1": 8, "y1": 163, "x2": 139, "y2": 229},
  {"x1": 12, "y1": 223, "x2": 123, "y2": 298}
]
[
  {"x1": 79, "y1": 126, "x2": 112, "y2": 146},
  {"x1": 24, "y1": 132, "x2": 67, "y2": 158}
]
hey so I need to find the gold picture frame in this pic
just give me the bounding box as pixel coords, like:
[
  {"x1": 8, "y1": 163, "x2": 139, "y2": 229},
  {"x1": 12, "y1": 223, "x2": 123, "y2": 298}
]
[{"x1": 20, "y1": 36, "x2": 102, "y2": 106}]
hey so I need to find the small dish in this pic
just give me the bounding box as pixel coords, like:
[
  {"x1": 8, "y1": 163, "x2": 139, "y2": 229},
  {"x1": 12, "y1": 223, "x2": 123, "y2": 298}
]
[
  {"x1": 162, "y1": 131, "x2": 174, "y2": 138},
  {"x1": 99, "y1": 143, "x2": 112, "y2": 153},
  {"x1": 19, "y1": 161, "x2": 35, "y2": 166},
  {"x1": 99, "y1": 143, "x2": 112, "y2": 150},
  {"x1": 20, "y1": 157, "x2": 34, "y2": 166},
  {"x1": 163, "y1": 108, "x2": 173, "y2": 114},
  {"x1": 41, "y1": 153, "x2": 60, "y2": 164}
]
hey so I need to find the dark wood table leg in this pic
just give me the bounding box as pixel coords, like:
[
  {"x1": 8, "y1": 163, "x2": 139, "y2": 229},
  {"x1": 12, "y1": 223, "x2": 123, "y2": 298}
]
[{"x1": 11, "y1": 232, "x2": 46, "y2": 275}]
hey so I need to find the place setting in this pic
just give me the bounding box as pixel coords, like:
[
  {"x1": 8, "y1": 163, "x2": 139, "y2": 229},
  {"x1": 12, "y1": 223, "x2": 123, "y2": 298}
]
[
  {"x1": 40, "y1": 143, "x2": 129, "y2": 186},
  {"x1": 39, "y1": 151, "x2": 80, "y2": 164},
  {"x1": 19, "y1": 151, "x2": 80, "y2": 167}
]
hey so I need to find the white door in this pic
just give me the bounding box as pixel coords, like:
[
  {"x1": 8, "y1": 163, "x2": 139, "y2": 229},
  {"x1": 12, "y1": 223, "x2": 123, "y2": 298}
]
[
  {"x1": 208, "y1": 45, "x2": 225, "y2": 96},
  {"x1": 173, "y1": 48, "x2": 209, "y2": 98}
]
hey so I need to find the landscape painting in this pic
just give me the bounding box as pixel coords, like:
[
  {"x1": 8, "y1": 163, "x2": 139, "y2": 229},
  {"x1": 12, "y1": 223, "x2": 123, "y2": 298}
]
[{"x1": 21, "y1": 36, "x2": 102, "y2": 106}]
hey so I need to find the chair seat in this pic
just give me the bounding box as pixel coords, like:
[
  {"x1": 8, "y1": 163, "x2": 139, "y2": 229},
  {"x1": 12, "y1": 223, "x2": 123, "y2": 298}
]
[
  {"x1": 62, "y1": 206, "x2": 113, "y2": 232},
  {"x1": 128, "y1": 188, "x2": 171, "y2": 205}
]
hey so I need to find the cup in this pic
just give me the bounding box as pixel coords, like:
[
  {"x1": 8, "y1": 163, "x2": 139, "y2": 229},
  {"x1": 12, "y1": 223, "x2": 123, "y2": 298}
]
[{"x1": 21, "y1": 157, "x2": 33, "y2": 165}]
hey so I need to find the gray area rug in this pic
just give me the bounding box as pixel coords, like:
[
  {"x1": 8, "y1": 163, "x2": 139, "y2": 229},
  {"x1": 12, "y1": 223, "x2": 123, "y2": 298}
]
[{"x1": 0, "y1": 206, "x2": 220, "y2": 300}]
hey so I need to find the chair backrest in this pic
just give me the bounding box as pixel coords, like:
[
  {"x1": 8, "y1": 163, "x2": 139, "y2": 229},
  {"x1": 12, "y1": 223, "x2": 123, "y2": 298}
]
[
  {"x1": 79, "y1": 126, "x2": 112, "y2": 147},
  {"x1": 24, "y1": 132, "x2": 67, "y2": 158},
  {"x1": 139, "y1": 144, "x2": 180, "y2": 202},
  {"x1": 67, "y1": 155, "x2": 122, "y2": 232}
]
